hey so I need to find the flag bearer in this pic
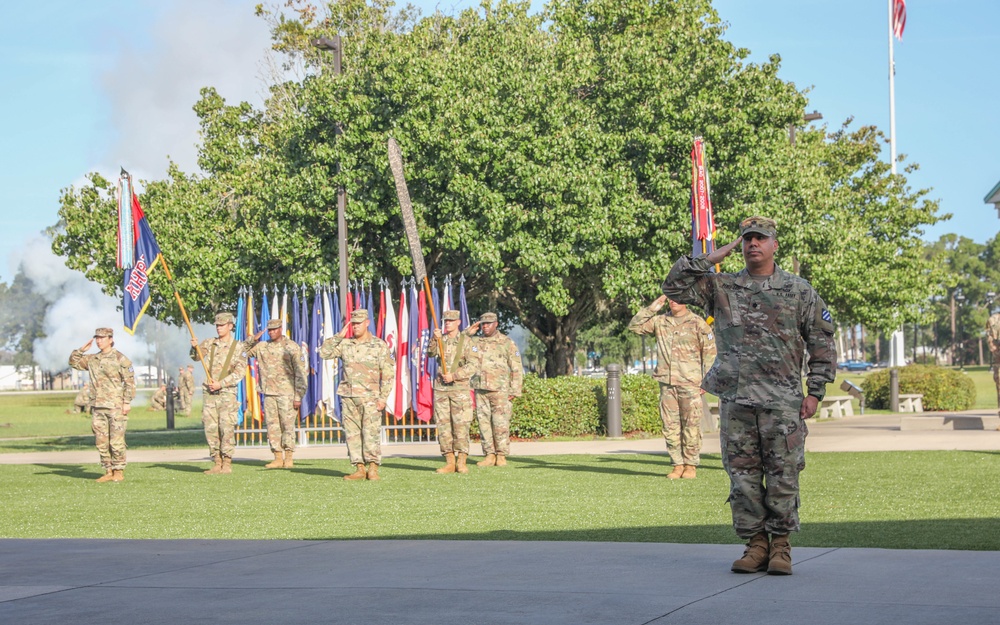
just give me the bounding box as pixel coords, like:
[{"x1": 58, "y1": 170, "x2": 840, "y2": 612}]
[
  {"x1": 428, "y1": 310, "x2": 476, "y2": 474},
  {"x1": 191, "y1": 312, "x2": 247, "y2": 475}
]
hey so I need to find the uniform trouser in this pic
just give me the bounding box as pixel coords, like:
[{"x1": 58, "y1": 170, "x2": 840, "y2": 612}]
[
  {"x1": 719, "y1": 399, "x2": 808, "y2": 539},
  {"x1": 476, "y1": 390, "x2": 512, "y2": 456},
  {"x1": 434, "y1": 389, "x2": 473, "y2": 455},
  {"x1": 92, "y1": 407, "x2": 128, "y2": 470},
  {"x1": 342, "y1": 396, "x2": 382, "y2": 465},
  {"x1": 263, "y1": 395, "x2": 297, "y2": 452},
  {"x1": 993, "y1": 364, "x2": 1000, "y2": 415},
  {"x1": 659, "y1": 383, "x2": 704, "y2": 466},
  {"x1": 202, "y1": 393, "x2": 239, "y2": 459}
]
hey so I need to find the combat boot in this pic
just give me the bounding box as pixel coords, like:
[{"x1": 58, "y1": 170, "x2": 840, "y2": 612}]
[
  {"x1": 681, "y1": 465, "x2": 697, "y2": 479},
  {"x1": 219, "y1": 457, "x2": 233, "y2": 474},
  {"x1": 436, "y1": 452, "x2": 457, "y2": 474},
  {"x1": 366, "y1": 462, "x2": 380, "y2": 481},
  {"x1": 282, "y1": 451, "x2": 294, "y2": 469},
  {"x1": 96, "y1": 469, "x2": 115, "y2": 483},
  {"x1": 456, "y1": 453, "x2": 469, "y2": 474},
  {"x1": 478, "y1": 453, "x2": 496, "y2": 467},
  {"x1": 265, "y1": 451, "x2": 284, "y2": 469},
  {"x1": 344, "y1": 464, "x2": 367, "y2": 481},
  {"x1": 204, "y1": 455, "x2": 223, "y2": 475},
  {"x1": 495, "y1": 453, "x2": 508, "y2": 467},
  {"x1": 111, "y1": 469, "x2": 124, "y2": 482},
  {"x1": 731, "y1": 532, "x2": 769, "y2": 573},
  {"x1": 666, "y1": 465, "x2": 684, "y2": 480},
  {"x1": 768, "y1": 534, "x2": 793, "y2": 575}
]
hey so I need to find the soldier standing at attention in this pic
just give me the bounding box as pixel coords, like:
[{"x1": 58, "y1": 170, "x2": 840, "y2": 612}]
[
  {"x1": 319, "y1": 309, "x2": 393, "y2": 481},
  {"x1": 428, "y1": 309, "x2": 476, "y2": 474},
  {"x1": 986, "y1": 311, "x2": 1000, "y2": 424},
  {"x1": 148, "y1": 384, "x2": 168, "y2": 411},
  {"x1": 628, "y1": 295, "x2": 716, "y2": 479},
  {"x1": 190, "y1": 312, "x2": 247, "y2": 475},
  {"x1": 68, "y1": 328, "x2": 135, "y2": 482},
  {"x1": 661, "y1": 216, "x2": 836, "y2": 576},
  {"x1": 245, "y1": 319, "x2": 308, "y2": 469},
  {"x1": 465, "y1": 312, "x2": 523, "y2": 467}
]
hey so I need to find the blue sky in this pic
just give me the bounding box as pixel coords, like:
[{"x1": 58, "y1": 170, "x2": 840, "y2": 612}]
[{"x1": 2, "y1": 0, "x2": 998, "y2": 284}]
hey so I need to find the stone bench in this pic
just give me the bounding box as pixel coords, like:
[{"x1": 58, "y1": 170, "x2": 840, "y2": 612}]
[
  {"x1": 898, "y1": 393, "x2": 924, "y2": 413},
  {"x1": 819, "y1": 395, "x2": 854, "y2": 419},
  {"x1": 704, "y1": 400, "x2": 720, "y2": 433}
]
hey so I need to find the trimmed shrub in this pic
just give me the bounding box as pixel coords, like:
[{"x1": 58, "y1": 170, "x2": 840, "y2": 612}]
[
  {"x1": 620, "y1": 374, "x2": 662, "y2": 434},
  {"x1": 861, "y1": 365, "x2": 975, "y2": 411}
]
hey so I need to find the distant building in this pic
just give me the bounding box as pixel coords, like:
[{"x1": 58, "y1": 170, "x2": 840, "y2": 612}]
[{"x1": 986, "y1": 179, "x2": 1000, "y2": 218}]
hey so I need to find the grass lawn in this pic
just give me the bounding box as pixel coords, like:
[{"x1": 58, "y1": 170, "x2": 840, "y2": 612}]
[{"x1": 2, "y1": 451, "x2": 998, "y2": 550}]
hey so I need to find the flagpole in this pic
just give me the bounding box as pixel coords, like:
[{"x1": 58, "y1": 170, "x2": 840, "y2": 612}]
[
  {"x1": 159, "y1": 256, "x2": 214, "y2": 383},
  {"x1": 888, "y1": 0, "x2": 897, "y2": 179}
]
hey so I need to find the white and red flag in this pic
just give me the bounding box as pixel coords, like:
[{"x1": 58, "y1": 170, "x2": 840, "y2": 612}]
[
  {"x1": 892, "y1": 0, "x2": 906, "y2": 41},
  {"x1": 415, "y1": 289, "x2": 434, "y2": 423},
  {"x1": 388, "y1": 287, "x2": 410, "y2": 420}
]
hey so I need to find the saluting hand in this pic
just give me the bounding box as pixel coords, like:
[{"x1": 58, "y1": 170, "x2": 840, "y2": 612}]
[
  {"x1": 650, "y1": 295, "x2": 668, "y2": 312},
  {"x1": 80, "y1": 338, "x2": 94, "y2": 352},
  {"x1": 705, "y1": 236, "x2": 743, "y2": 266}
]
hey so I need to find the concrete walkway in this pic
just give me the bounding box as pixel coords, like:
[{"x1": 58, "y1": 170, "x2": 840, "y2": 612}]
[{"x1": 2, "y1": 410, "x2": 999, "y2": 624}]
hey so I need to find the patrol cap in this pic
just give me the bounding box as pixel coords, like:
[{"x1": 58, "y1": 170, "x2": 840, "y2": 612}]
[
  {"x1": 94, "y1": 327, "x2": 114, "y2": 338},
  {"x1": 266, "y1": 319, "x2": 282, "y2": 330},
  {"x1": 214, "y1": 312, "x2": 235, "y2": 325},
  {"x1": 479, "y1": 312, "x2": 498, "y2": 323},
  {"x1": 443, "y1": 310, "x2": 461, "y2": 321},
  {"x1": 350, "y1": 309, "x2": 369, "y2": 323},
  {"x1": 739, "y1": 216, "x2": 777, "y2": 238}
]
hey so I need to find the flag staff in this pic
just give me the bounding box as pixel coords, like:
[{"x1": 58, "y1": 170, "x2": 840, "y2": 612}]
[
  {"x1": 887, "y1": 0, "x2": 907, "y2": 367},
  {"x1": 159, "y1": 256, "x2": 214, "y2": 384}
]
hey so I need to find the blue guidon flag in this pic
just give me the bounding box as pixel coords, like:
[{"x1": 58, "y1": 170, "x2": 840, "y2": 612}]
[{"x1": 117, "y1": 169, "x2": 163, "y2": 334}]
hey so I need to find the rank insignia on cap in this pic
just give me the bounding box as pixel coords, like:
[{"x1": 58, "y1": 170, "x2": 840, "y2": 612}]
[{"x1": 821, "y1": 309, "x2": 832, "y2": 322}]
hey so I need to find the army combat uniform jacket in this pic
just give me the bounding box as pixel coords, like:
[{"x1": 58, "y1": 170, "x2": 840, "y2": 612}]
[
  {"x1": 427, "y1": 332, "x2": 475, "y2": 394},
  {"x1": 318, "y1": 335, "x2": 393, "y2": 402},
  {"x1": 466, "y1": 330, "x2": 523, "y2": 397},
  {"x1": 69, "y1": 349, "x2": 136, "y2": 409},
  {"x1": 245, "y1": 335, "x2": 308, "y2": 400},
  {"x1": 661, "y1": 255, "x2": 836, "y2": 408},
  {"x1": 628, "y1": 306, "x2": 717, "y2": 387},
  {"x1": 190, "y1": 337, "x2": 247, "y2": 396}
]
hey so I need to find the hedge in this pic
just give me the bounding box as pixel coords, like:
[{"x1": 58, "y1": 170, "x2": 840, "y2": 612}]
[{"x1": 861, "y1": 365, "x2": 976, "y2": 411}]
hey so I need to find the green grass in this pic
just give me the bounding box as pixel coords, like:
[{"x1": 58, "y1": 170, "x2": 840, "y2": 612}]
[{"x1": 3, "y1": 451, "x2": 998, "y2": 549}]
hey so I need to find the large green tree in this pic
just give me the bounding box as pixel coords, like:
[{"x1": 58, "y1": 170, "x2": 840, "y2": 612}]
[
  {"x1": 0, "y1": 270, "x2": 49, "y2": 368},
  {"x1": 53, "y1": 0, "x2": 942, "y2": 375}
]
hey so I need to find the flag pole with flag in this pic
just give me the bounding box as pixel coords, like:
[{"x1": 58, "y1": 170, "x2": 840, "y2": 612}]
[
  {"x1": 886, "y1": 0, "x2": 907, "y2": 368},
  {"x1": 689, "y1": 138, "x2": 718, "y2": 272}
]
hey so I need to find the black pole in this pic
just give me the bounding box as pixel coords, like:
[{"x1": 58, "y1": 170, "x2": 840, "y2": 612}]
[
  {"x1": 165, "y1": 377, "x2": 176, "y2": 430},
  {"x1": 606, "y1": 364, "x2": 622, "y2": 438}
]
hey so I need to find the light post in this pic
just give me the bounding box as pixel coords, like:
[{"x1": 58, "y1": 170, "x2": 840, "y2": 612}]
[
  {"x1": 311, "y1": 35, "x2": 349, "y2": 316},
  {"x1": 950, "y1": 289, "x2": 965, "y2": 366}
]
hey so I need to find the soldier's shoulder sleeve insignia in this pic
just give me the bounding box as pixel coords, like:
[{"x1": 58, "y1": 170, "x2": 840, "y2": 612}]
[
  {"x1": 128, "y1": 366, "x2": 134, "y2": 372},
  {"x1": 706, "y1": 332, "x2": 714, "y2": 341},
  {"x1": 241, "y1": 352, "x2": 248, "y2": 358},
  {"x1": 472, "y1": 346, "x2": 479, "y2": 352},
  {"x1": 817, "y1": 307, "x2": 835, "y2": 334},
  {"x1": 515, "y1": 350, "x2": 520, "y2": 357},
  {"x1": 821, "y1": 309, "x2": 832, "y2": 323}
]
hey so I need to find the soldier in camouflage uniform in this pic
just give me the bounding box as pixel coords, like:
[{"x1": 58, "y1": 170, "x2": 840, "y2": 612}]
[
  {"x1": 68, "y1": 327, "x2": 136, "y2": 482},
  {"x1": 465, "y1": 312, "x2": 523, "y2": 467},
  {"x1": 148, "y1": 384, "x2": 168, "y2": 411},
  {"x1": 629, "y1": 295, "x2": 716, "y2": 479},
  {"x1": 661, "y1": 216, "x2": 836, "y2": 576},
  {"x1": 986, "y1": 312, "x2": 1000, "y2": 423},
  {"x1": 245, "y1": 318, "x2": 308, "y2": 469},
  {"x1": 428, "y1": 310, "x2": 476, "y2": 474},
  {"x1": 190, "y1": 312, "x2": 247, "y2": 475},
  {"x1": 70, "y1": 382, "x2": 91, "y2": 414},
  {"x1": 177, "y1": 366, "x2": 194, "y2": 415},
  {"x1": 319, "y1": 309, "x2": 393, "y2": 481}
]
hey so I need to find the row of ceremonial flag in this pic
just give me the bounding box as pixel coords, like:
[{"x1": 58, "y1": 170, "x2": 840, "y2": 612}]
[{"x1": 233, "y1": 278, "x2": 470, "y2": 425}]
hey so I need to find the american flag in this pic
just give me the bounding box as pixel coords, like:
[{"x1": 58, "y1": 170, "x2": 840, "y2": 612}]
[{"x1": 892, "y1": 0, "x2": 906, "y2": 41}]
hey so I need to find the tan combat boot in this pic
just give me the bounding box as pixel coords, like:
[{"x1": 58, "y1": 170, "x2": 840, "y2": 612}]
[
  {"x1": 478, "y1": 453, "x2": 496, "y2": 467},
  {"x1": 768, "y1": 534, "x2": 793, "y2": 575},
  {"x1": 204, "y1": 455, "x2": 223, "y2": 475},
  {"x1": 366, "y1": 462, "x2": 380, "y2": 481},
  {"x1": 681, "y1": 465, "x2": 697, "y2": 479},
  {"x1": 666, "y1": 465, "x2": 684, "y2": 480},
  {"x1": 111, "y1": 469, "x2": 124, "y2": 482},
  {"x1": 456, "y1": 453, "x2": 469, "y2": 474},
  {"x1": 96, "y1": 469, "x2": 115, "y2": 483},
  {"x1": 495, "y1": 453, "x2": 507, "y2": 467},
  {"x1": 219, "y1": 457, "x2": 233, "y2": 474},
  {"x1": 436, "y1": 452, "x2": 457, "y2": 474},
  {"x1": 282, "y1": 451, "x2": 294, "y2": 469},
  {"x1": 265, "y1": 451, "x2": 284, "y2": 469},
  {"x1": 344, "y1": 464, "x2": 367, "y2": 481},
  {"x1": 731, "y1": 532, "x2": 770, "y2": 573}
]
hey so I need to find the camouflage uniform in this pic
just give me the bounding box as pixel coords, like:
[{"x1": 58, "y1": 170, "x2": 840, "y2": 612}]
[
  {"x1": 987, "y1": 313, "x2": 1000, "y2": 416},
  {"x1": 179, "y1": 368, "x2": 195, "y2": 415},
  {"x1": 191, "y1": 327, "x2": 247, "y2": 461},
  {"x1": 628, "y1": 304, "x2": 716, "y2": 466},
  {"x1": 467, "y1": 322, "x2": 523, "y2": 457},
  {"x1": 69, "y1": 338, "x2": 136, "y2": 471},
  {"x1": 149, "y1": 386, "x2": 167, "y2": 411},
  {"x1": 245, "y1": 333, "x2": 308, "y2": 453},
  {"x1": 427, "y1": 323, "x2": 476, "y2": 456},
  {"x1": 662, "y1": 243, "x2": 836, "y2": 538},
  {"x1": 73, "y1": 384, "x2": 91, "y2": 414},
  {"x1": 319, "y1": 331, "x2": 393, "y2": 465}
]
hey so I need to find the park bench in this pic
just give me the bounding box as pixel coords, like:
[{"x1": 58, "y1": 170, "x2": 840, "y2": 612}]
[
  {"x1": 897, "y1": 393, "x2": 924, "y2": 413},
  {"x1": 819, "y1": 395, "x2": 854, "y2": 419}
]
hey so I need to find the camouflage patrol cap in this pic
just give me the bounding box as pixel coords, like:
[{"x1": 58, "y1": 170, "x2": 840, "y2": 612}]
[
  {"x1": 266, "y1": 319, "x2": 282, "y2": 330},
  {"x1": 214, "y1": 312, "x2": 235, "y2": 325},
  {"x1": 739, "y1": 216, "x2": 777, "y2": 238},
  {"x1": 350, "y1": 309, "x2": 369, "y2": 323},
  {"x1": 94, "y1": 327, "x2": 114, "y2": 338},
  {"x1": 479, "y1": 312, "x2": 498, "y2": 323},
  {"x1": 443, "y1": 310, "x2": 461, "y2": 321}
]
